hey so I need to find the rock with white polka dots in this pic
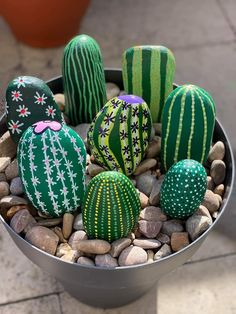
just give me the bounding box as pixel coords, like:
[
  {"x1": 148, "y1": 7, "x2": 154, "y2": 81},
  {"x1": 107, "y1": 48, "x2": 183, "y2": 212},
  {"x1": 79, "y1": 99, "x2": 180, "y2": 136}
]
[
  {"x1": 160, "y1": 159, "x2": 207, "y2": 219},
  {"x1": 6, "y1": 76, "x2": 63, "y2": 143}
]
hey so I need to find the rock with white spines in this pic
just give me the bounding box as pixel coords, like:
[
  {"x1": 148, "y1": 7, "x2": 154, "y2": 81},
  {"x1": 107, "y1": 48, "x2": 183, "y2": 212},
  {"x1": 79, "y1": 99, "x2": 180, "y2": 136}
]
[{"x1": 18, "y1": 121, "x2": 86, "y2": 217}]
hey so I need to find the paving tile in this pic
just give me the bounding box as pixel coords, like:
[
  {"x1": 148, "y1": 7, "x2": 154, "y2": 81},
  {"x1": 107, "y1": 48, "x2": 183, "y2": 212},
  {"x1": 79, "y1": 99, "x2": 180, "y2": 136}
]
[
  {"x1": 174, "y1": 43, "x2": 236, "y2": 150},
  {"x1": 218, "y1": 0, "x2": 236, "y2": 33},
  {"x1": 158, "y1": 254, "x2": 236, "y2": 314},
  {"x1": 59, "y1": 287, "x2": 157, "y2": 314},
  {"x1": 0, "y1": 294, "x2": 61, "y2": 314},
  {"x1": 0, "y1": 223, "x2": 61, "y2": 304},
  {"x1": 79, "y1": 0, "x2": 234, "y2": 67}
]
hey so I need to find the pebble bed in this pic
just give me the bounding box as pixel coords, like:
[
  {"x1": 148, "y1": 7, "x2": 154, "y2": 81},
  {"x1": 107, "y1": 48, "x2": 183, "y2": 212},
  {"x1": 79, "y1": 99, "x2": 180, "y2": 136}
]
[{"x1": 0, "y1": 82, "x2": 227, "y2": 268}]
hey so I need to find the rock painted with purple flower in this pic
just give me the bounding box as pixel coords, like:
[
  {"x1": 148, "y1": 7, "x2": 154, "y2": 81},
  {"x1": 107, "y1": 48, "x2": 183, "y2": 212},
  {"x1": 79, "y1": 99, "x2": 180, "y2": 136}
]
[
  {"x1": 87, "y1": 95, "x2": 152, "y2": 176},
  {"x1": 5, "y1": 76, "x2": 63, "y2": 144},
  {"x1": 18, "y1": 121, "x2": 86, "y2": 217}
]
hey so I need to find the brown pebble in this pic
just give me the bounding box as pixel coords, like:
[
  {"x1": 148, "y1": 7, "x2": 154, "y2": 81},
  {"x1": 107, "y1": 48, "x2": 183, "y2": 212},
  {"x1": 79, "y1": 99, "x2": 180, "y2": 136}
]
[
  {"x1": 207, "y1": 176, "x2": 215, "y2": 190},
  {"x1": 0, "y1": 195, "x2": 28, "y2": 210},
  {"x1": 25, "y1": 226, "x2": 59, "y2": 255},
  {"x1": 60, "y1": 250, "x2": 80, "y2": 263},
  {"x1": 56, "y1": 243, "x2": 73, "y2": 257},
  {"x1": 118, "y1": 246, "x2": 147, "y2": 266},
  {"x1": 147, "y1": 250, "x2": 154, "y2": 263},
  {"x1": 156, "y1": 233, "x2": 171, "y2": 245},
  {"x1": 77, "y1": 256, "x2": 95, "y2": 266},
  {"x1": 0, "y1": 131, "x2": 17, "y2": 159},
  {"x1": 154, "y1": 244, "x2": 172, "y2": 260},
  {"x1": 54, "y1": 93, "x2": 65, "y2": 111},
  {"x1": 62, "y1": 213, "x2": 74, "y2": 239},
  {"x1": 0, "y1": 181, "x2": 10, "y2": 198},
  {"x1": 95, "y1": 254, "x2": 118, "y2": 268},
  {"x1": 5, "y1": 159, "x2": 18, "y2": 181},
  {"x1": 214, "y1": 184, "x2": 224, "y2": 197},
  {"x1": 202, "y1": 190, "x2": 220, "y2": 213},
  {"x1": 133, "y1": 238, "x2": 161, "y2": 249},
  {"x1": 37, "y1": 217, "x2": 62, "y2": 227},
  {"x1": 140, "y1": 206, "x2": 167, "y2": 222},
  {"x1": 68, "y1": 230, "x2": 88, "y2": 250},
  {"x1": 110, "y1": 238, "x2": 132, "y2": 258},
  {"x1": 210, "y1": 160, "x2": 226, "y2": 185},
  {"x1": 134, "y1": 159, "x2": 157, "y2": 176},
  {"x1": 53, "y1": 227, "x2": 67, "y2": 243},
  {"x1": 146, "y1": 136, "x2": 161, "y2": 158},
  {"x1": 171, "y1": 232, "x2": 189, "y2": 252},
  {"x1": 195, "y1": 205, "x2": 212, "y2": 220},
  {"x1": 76, "y1": 239, "x2": 111, "y2": 254},
  {"x1": 161, "y1": 220, "x2": 184, "y2": 237},
  {"x1": 0, "y1": 157, "x2": 11, "y2": 172},
  {"x1": 7, "y1": 205, "x2": 31, "y2": 219},
  {"x1": 208, "y1": 141, "x2": 225, "y2": 162},
  {"x1": 138, "y1": 190, "x2": 149, "y2": 208},
  {"x1": 138, "y1": 220, "x2": 162, "y2": 238}
]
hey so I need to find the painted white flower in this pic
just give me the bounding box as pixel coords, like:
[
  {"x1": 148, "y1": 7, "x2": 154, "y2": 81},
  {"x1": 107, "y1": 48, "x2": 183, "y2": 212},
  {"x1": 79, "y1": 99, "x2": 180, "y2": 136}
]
[
  {"x1": 70, "y1": 137, "x2": 76, "y2": 144},
  {"x1": 16, "y1": 104, "x2": 31, "y2": 117},
  {"x1": 78, "y1": 155, "x2": 84, "y2": 165},
  {"x1": 75, "y1": 146, "x2": 81, "y2": 154},
  {"x1": 54, "y1": 159, "x2": 61, "y2": 167},
  {"x1": 34, "y1": 92, "x2": 47, "y2": 105},
  {"x1": 5, "y1": 102, "x2": 9, "y2": 114},
  {"x1": 57, "y1": 171, "x2": 65, "y2": 181},
  {"x1": 61, "y1": 148, "x2": 68, "y2": 157},
  {"x1": 8, "y1": 120, "x2": 24, "y2": 134},
  {"x1": 11, "y1": 90, "x2": 23, "y2": 102},
  {"x1": 46, "y1": 177, "x2": 54, "y2": 185},
  {"x1": 63, "y1": 128, "x2": 69, "y2": 136},
  {"x1": 73, "y1": 195, "x2": 80, "y2": 203},
  {"x1": 35, "y1": 191, "x2": 42, "y2": 199},
  {"x1": 62, "y1": 199, "x2": 70, "y2": 208},
  {"x1": 65, "y1": 160, "x2": 73, "y2": 168},
  {"x1": 30, "y1": 162, "x2": 37, "y2": 171},
  {"x1": 46, "y1": 105, "x2": 56, "y2": 118},
  {"x1": 13, "y1": 77, "x2": 29, "y2": 88},
  {"x1": 61, "y1": 187, "x2": 68, "y2": 195},
  {"x1": 32, "y1": 177, "x2": 40, "y2": 186}
]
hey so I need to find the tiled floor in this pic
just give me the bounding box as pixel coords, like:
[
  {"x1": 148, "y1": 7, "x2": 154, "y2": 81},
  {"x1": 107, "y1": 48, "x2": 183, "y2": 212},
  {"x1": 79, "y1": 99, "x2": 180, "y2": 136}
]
[{"x1": 0, "y1": 0, "x2": 236, "y2": 313}]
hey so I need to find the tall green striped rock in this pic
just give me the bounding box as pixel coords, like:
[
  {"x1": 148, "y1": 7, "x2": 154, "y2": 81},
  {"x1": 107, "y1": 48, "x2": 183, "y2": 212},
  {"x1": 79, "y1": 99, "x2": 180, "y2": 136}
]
[
  {"x1": 62, "y1": 34, "x2": 107, "y2": 126},
  {"x1": 82, "y1": 171, "x2": 141, "y2": 242},
  {"x1": 160, "y1": 159, "x2": 207, "y2": 219},
  {"x1": 87, "y1": 95, "x2": 152, "y2": 176},
  {"x1": 122, "y1": 46, "x2": 175, "y2": 123},
  {"x1": 161, "y1": 84, "x2": 216, "y2": 172},
  {"x1": 5, "y1": 76, "x2": 63, "y2": 144},
  {"x1": 18, "y1": 121, "x2": 86, "y2": 217}
]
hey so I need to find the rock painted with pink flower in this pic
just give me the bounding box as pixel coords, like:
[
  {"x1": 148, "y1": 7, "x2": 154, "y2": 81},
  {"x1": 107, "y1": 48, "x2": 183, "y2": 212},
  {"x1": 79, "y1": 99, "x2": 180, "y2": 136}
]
[
  {"x1": 5, "y1": 76, "x2": 64, "y2": 143},
  {"x1": 17, "y1": 121, "x2": 86, "y2": 217}
]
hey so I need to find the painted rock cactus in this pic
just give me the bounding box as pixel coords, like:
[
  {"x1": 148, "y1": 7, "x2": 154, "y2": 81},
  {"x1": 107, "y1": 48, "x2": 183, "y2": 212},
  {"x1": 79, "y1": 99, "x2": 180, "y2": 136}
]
[
  {"x1": 62, "y1": 34, "x2": 107, "y2": 126},
  {"x1": 160, "y1": 159, "x2": 207, "y2": 219},
  {"x1": 18, "y1": 121, "x2": 86, "y2": 217},
  {"x1": 87, "y1": 95, "x2": 152, "y2": 176},
  {"x1": 161, "y1": 84, "x2": 216, "y2": 172},
  {"x1": 6, "y1": 76, "x2": 63, "y2": 144},
  {"x1": 82, "y1": 171, "x2": 141, "y2": 242},
  {"x1": 122, "y1": 46, "x2": 175, "y2": 123}
]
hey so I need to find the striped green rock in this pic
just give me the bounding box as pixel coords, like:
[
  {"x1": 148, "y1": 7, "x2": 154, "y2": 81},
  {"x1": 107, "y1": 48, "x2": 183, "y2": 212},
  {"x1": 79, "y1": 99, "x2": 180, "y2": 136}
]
[
  {"x1": 122, "y1": 46, "x2": 175, "y2": 123},
  {"x1": 87, "y1": 95, "x2": 152, "y2": 176},
  {"x1": 161, "y1": 84, "x2": 216, "y2": 172},
  {"x1": 160, "y1": 159, "x2": 207, "y2": 219},
  {"x1": 82, "y1": 171, "x2": 141, "y2": 242},
  {"x1": 62, "y1": 34, "x2": 107, "y2": 126},
  {"x1": 18, "y1": 121, "x2": 86, "y2": 217}
]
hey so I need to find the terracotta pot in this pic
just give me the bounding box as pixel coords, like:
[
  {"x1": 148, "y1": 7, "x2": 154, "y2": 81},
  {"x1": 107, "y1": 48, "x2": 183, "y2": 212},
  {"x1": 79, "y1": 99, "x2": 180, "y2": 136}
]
[{"x1": 1, "y1": 0, "x2": 90, "y2": 48}]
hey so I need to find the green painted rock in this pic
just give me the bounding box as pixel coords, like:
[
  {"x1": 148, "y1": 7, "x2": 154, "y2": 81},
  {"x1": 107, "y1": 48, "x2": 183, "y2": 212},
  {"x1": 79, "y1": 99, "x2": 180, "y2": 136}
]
[
  {"x1": 82, "y1": 171, "x2": 141, "y2": 242},
  {"x1": 87, "y1": 95, "x2": 152, "y2": 176},
  {"x1": 161, "y1": 84, "x2": 216, "y2": 172},
  {"x1": 18, "y1": 121, "x2": 86, "y2": 217},
  {"x1": 122, "y1": 46, "x2": 175, "y2": 123},
  {"x1": 62, "y1": 34, "x2": 107, "y2": 126},
  {"x1": 160, "y1": 159, "x2": 207, "y2": 219},
  {"x1": 5, "y1": 76, "x2": 63, "y2": 144}
]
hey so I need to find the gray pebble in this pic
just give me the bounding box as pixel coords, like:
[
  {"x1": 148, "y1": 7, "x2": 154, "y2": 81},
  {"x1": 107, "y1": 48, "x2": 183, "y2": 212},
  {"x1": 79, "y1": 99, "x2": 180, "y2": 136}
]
[
  {"x1": 0, "y1": 131, "x2": 17, "y2": 159},
  {"x1": 138, "y1": 190, "x2": 149, "y2": 208},
  {"x1": 73, "y1": 213, "x2": 84, "y2": 230},
  {"x1": 95, "y1": 254, "x2": 118, "y2": 268},
  {"x1": 195, "y1": 205, "x2": 212, "y2": 220},
  {"x1": 161, "y1": 220, "x2": 184, "y2": 237},
  {"x1": 72, "y1": 123, "x2": 90, "y2": 142},
  {"x1": 214, "y1": 184, "x2": 224, "y2": 197},
  {"x1": 37, "y1": 217, "x2": 62, "y2": 227},
  {"x1": 0, "y1": 173, "x2": 7, "y2": 182},
  {"x1": 149, "y1": 177, "x2": 164, "y2": 206},
  {"x1": 110, "y1": 238, "x2": 131, "y2": 258},
  {"x1": 77, "y1": 239, "x2": 111, "y2": 254},
  {"x1": 10, "y1": 177, "x2": 23, "y2": 195},
  {"x1": 154, "y1": 244, "x2": 172, "y2": 260},
  {"x1": 118, "y1": 246, "x2": 147, "y2": 266},
  {"x1": 0, "y1": 195, "x2": 28, "y2": 209},
  {"x1": 186, "y1": 214, "x2": 212, "y2": 241},
  {"x1": 10, "y1": 209, "x2": 32, "y2": 233},
  {"x1": 0, "y1": 181, "x2": 10, "y2": 198},
  {"x1": 208, "y1": 141, "x2": 225, "y2": 162},
  {"x1": 77, "y1": 256, "x2": 95, "y2": 266},
  {"x1": 202, "y1": 190, "x2": 220, "y2": 213},
  {"x1": 138, "y1": 220, "x2": 162, "y2": 238},
  {"x1": 140, "y1": 206, "x2": 167, "y2": 222},
  {"x1": 133, "y1": 238, "x2": 161, "y2": 249},
  {"x1": 207, "y1": 176, "x2": 215, "y2": 190},
  {"x1": 136, "y1": 174, "x2": 156, "y2": 196},
  {"x1": 106, "y1": 82, "x2": 120, "y2": 100},
  {"x1": 156, "y1": 233, "x2": 171, "y2": 245},
  {"x1": 87, "y1": 163, "x2": 105, "y2": 177},
  {"x1": 210, "y1": 160, "x2": 226, "y2": 185}
]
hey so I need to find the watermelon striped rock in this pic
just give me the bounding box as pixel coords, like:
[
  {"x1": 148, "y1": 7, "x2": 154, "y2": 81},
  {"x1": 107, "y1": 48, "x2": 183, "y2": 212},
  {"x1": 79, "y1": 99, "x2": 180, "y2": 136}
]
[
  {"x1": 18, "y1": 121, "x2": 86, "y2": 217},
  {"x1": 82, "y1": 171, "x2": 141, "y2": 242},
  {"x1": 122, "y1": 46, "x2": 175, "y2": 123},
  {"x1": 161, "y1": 84, "x2": 216, "y2": 172},
  {"x1": 87, "y1": 95, "x2": 152, "y2": 176},
  {"x1": 62, "y1": 34, "x2": 107, "y2": 126}
]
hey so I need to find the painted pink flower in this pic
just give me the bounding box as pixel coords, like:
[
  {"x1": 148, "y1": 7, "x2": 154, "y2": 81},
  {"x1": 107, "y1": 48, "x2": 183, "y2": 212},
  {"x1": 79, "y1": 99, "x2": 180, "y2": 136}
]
[
  {"x1": 16, "y1": 104, "x2": 31, "y2": 117},
  {"x1": 11, "y1": 90, "x2": 23, "y2": 102}
]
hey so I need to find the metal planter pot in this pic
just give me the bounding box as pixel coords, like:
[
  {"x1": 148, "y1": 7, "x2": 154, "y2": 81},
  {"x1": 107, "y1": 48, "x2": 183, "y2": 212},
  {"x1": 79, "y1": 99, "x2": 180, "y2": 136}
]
[{"x1": 0, "y1": 69, "x2": 234, "y2": 309}]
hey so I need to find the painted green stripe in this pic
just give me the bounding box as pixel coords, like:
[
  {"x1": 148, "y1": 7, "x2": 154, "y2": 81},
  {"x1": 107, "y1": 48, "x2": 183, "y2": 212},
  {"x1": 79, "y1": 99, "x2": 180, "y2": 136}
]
[
  {"x1": 150, "y1": 49, "x2": 161, "y2": 122},
  {"x1": 141, "y1": 48, "x2": 151, "y2": 105},
  {"x1": 127, "y1": 106, "x2": 134, "y2": 172},
  {"x1": 187, "y1": 89, "x2": 195, "y2": 158},
  {"x1": 132, "y1": 48, "x2": 142, "y2": 96},
  {"x1": 157, "y1": 48, "x2": 168, "y2": 122},
  {"x1": 138, "y1": 105, "x2": 144, "y2": 156},
  {"x1": 126, "y1": 48, "x2": 133, "y2": 94}
]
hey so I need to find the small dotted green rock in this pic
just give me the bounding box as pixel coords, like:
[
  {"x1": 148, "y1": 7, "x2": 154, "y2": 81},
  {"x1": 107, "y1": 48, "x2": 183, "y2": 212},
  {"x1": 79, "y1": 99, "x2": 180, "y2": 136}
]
[
  {"x1": 82, "y1": 171, "x2": 141, "y2": 242},
  {"x1": 160, "y1": 159, "x2": 207, "y2": 219}
]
